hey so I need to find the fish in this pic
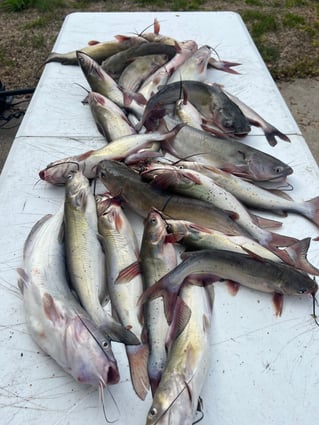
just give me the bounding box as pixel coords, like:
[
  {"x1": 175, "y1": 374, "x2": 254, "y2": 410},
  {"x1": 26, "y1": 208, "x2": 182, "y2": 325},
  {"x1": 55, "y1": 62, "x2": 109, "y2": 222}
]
[
  {"x1": 17, "y1": 206, "x2": 120, "y2": 388},
  {"x1": 139, "y1": 208, "x2": 179, "y2": 395},
  {"x1": 85, "y1": 91, "x2": 136, "y2": 142},
  {"x1": 165, "y1": 218, "x2": 288, "y2": 262},
  {"x1": 63, "y1": 169, "x2": 139, "y2": 345},
  {"x1": 135, "y1": 80, "x2": 251, "y2": 135},
  {"x1": 162, "y1": 118, "x2": 293, "y2": 187},
  {"x1": 222, "y1": 88, "x2": 291, "y2": 146},
  {"x1": 177, "y1": 162, "x2": 319, "y2": 227},
  {"x1": 140, "y1": 249, "x2": 318, "y2": 317},
  {"x1": 97, "y1": 159, "x2": 247, "y2": 236},
  {"x1": 168, "y1": 45, "x2": 212, "y2": 84},
  {"x1": 145, "y1": 281, "x2": 214, "y2": 425},
  {"x1": 96, "y1": 193, "x2": 150, "y2": 400},
  {"x1": 101, "y1": 42, "x2": 177, "y2": 80},
  {"x1": 142, "y1": 163, "x2": 319, "y2": 275},
  {"x1": 46, "y1": 34, "x2": 146, "y2": 65},
  {"x1": 76, "y1": 51, "x2": 145, "y2": 117},
  {"x1": 137, "y1": 40, "x2": 198, "y2": 104},
  {"x1": 118, "y1": 54, "x2": 170, "y2": 93},
  {"x1": 39, "y1": 125, "x2": 182, "y2": 185}
]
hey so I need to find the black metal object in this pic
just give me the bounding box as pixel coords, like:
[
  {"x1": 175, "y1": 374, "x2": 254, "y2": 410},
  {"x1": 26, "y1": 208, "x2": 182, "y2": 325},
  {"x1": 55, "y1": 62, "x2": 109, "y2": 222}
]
[{"x1": 0, "y1": 81, "x2": 35, "y2": 129}]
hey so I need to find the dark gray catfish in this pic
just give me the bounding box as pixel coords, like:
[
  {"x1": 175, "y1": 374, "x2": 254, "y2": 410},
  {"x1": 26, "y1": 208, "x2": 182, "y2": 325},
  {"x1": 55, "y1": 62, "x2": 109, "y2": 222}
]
[
  {"x1": 140, "y1": 249, "x2": 318, "y2": 318},
  {"x1": 135, "y1": 80, "x2": 251, "y2": 135}
]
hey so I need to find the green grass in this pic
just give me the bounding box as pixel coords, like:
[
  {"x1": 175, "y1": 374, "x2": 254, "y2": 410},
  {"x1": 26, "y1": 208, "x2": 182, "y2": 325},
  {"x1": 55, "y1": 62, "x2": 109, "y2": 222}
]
[{"x1": 282, "y1": 13, "x2": 306, "y2": 28}]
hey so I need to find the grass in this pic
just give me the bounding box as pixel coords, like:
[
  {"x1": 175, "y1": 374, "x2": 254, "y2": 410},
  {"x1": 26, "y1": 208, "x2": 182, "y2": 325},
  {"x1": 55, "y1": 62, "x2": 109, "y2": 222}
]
[{"x1": 1, "y1": 0, "x2": 319, "y2": 80}]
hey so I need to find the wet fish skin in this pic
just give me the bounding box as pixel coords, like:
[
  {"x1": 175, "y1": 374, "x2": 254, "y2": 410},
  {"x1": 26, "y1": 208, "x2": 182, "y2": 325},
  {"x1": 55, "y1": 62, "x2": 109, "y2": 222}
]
[
  {"x1": 101, "y1": 42, "x2": 177, "y2": 80},
  {"x1": 136, "y1": 80, "x2": 251, "y2": 135},
  {"x1": 119, "y1": 54, "x2": 170, "y2": 93},
  {"x1": 39, "y1": 126, "x2": 182, "y2": 185},
  {"x1": 17, "y1": 207, "x2": 120, "y2": 388},
  {"x1": 96, "y1": 193, "x2": 150, "y2": 400},
  {"x1": 140, "y1": 208, "x2": 178, "y2": 395},
  {"x1": 168, "y1": 45, "x2": 212, "y2": 83},
  {"x1": 97, "y1": 159, "x2": 246, "y2": 236},
  {"x1": 163, "y1": 117, "x2": 293, "y2": 186},
  {"x1": 145, "y1": 281, "x2": 214, "y2": 425},
  {"x1": 140, "y1": 249, "x2": 318, "y2": 317},
  {"x1": 46, "y1": 35, "x2": 146, "y2": 65},
  {"x1": 64, "y1": 169, "x2": 139, "y2": 345},
  {"x1": 86, "y1": 91, "x2": 136, "y2": 142}
]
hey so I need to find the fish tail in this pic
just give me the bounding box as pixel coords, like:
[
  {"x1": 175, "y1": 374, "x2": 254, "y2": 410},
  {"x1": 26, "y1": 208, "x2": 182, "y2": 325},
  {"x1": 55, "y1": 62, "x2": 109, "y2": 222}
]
[
  {"x1": 126, "y1": 343, "x2": 150, "y2": 400},
  {"x1": 263, "y1": 123, "x2": 291, "y2": 147},
  {"x1": 304, "y1": 196, "x2": 319, "y2": 227},
  {"x1": 284, "y1": 237, "x2": 319, "y2": 275}
]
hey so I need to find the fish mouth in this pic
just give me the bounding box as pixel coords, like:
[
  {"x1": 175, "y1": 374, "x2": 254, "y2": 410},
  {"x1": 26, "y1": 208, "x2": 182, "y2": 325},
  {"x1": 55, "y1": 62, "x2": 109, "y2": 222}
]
[{"x1": 106, "y1": 363, "x2": 120, "y2": 385}]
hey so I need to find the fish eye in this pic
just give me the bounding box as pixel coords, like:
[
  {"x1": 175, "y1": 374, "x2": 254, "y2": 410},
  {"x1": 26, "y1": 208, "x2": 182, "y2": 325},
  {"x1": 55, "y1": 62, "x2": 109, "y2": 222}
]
[
  {"x1": 274, "y1": 166, "x2": 284, "y2": 174},
  {"x1": 149, "y1": 407, "x2": 157, "y2": 417},
  {"x1": 102, "y1": 340, "x2": 109, "y2": 348},
  {"x1": 298, "y1": 288, "x2": 307, "y2": 294},
  {"x1": 100, "y1": 169, "x2": 107, "y2": 178}
]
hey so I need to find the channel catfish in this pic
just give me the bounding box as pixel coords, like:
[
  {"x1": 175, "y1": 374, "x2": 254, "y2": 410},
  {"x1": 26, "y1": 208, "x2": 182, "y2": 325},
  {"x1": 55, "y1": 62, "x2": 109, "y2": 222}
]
[
  {"x1": 140, "y1": 208, "x2": 179, "y2": 395},
  {"x1": 64, "y1": 169, "x2": 139, "y2": 345},
  {"x1": 46, "y1": 34, "x2": 146, "y2": 65},
  {"x1": 39, "y1": 125, "x2": 182, "y2": 185},
  {"x1": 96, "y1": 193, "x2": 149, "y2": 400},
  {"x1": 145, "y1": 281, "x2": 214, "y2": 425},
  {"x1": 97, "y1": 159, "x2": 247, "y2": 236},
  {"x1": 140, "y1": 249, "x2": 318, "y2": 317},
  {"x1": 17, "y1": 206, "x2": 120, "y2": 389}
]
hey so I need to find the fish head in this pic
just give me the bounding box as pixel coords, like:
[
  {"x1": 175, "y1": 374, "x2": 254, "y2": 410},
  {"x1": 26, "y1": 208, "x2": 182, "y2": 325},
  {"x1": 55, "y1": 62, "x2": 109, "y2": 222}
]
[
  {"x1": 66, "y1": 315, "x2": 120, "y2": 387},
  {"x1": 246, "y1": 151, "x2": 293, "y2": 183},
  {"x1": 215, "y1": 103, "x2": 251, "y2": 136},
  {"x1": 65, "y1": 168, "x2": 90, "y2": 201},
  {"x1": 146, "y1": 376, "x2": 193, "y2": 425},
  {"x1": 143, "y1": 208, "x2": 168, "y2": 246},
  {"x1": 96, "y1": 193, "x2": 124, "y2": 231},
  {"x1": 39, "y1": 160, "x2": 81, "y2": 185}
]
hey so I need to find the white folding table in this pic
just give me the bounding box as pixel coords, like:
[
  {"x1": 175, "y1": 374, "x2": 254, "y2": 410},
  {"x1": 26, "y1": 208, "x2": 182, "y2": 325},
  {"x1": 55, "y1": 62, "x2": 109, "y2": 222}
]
[{"x1": 1, "y1": 12, "x2": 319, "y2": 425}]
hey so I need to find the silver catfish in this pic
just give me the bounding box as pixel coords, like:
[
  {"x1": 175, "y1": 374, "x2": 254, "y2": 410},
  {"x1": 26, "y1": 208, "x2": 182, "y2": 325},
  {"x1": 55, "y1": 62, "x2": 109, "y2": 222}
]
[{"x1": 17, "y1": 205, "x2": 120, "y2": 389}]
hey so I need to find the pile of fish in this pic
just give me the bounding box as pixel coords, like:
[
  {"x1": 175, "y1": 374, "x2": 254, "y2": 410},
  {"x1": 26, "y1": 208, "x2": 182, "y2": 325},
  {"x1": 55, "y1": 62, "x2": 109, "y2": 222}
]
[{"x1": 18, "y1": 18, "x2": 319, "y2": 424}]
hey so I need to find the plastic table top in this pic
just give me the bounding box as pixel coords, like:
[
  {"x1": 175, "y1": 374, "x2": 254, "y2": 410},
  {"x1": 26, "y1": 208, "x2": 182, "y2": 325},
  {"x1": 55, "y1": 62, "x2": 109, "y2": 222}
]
[{"x1": 1, "y1": 11, "x2": 319, "y2": 425}]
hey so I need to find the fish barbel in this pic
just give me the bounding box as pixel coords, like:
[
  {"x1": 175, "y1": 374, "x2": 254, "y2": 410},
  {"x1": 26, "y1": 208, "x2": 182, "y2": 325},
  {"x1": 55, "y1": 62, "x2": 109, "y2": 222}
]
[
  {"x1": 17, "y1": 206, "x2": 120, "y2": 388},
  {"x1": 64, "y1": 169, "x2": 139, "y2": 345},
  {"x1": 96, "y1": 193, "x2": 150, "y2": 400},
  {"x1": 140, "y1": 249, "x2": 318, "y2": 317},
  {"x1": 140, "y1": 208, "x2": 178, "y2": 395},
  {"x1": 145, "y1": 281, "x2": 214, "y2": 425}
]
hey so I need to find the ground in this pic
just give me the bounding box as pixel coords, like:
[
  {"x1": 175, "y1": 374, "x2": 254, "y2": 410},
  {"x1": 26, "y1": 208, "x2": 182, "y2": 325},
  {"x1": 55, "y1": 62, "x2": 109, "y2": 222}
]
[{"x1": 0, "y1": 0, "x2": 319, "y2": 169}]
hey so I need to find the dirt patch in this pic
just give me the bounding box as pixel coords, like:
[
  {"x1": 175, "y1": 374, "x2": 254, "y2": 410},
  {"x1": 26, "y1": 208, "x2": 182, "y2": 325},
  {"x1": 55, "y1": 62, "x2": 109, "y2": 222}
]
[{"x1": 0, "y1": 1, "x2": 319, "y2": 91}]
